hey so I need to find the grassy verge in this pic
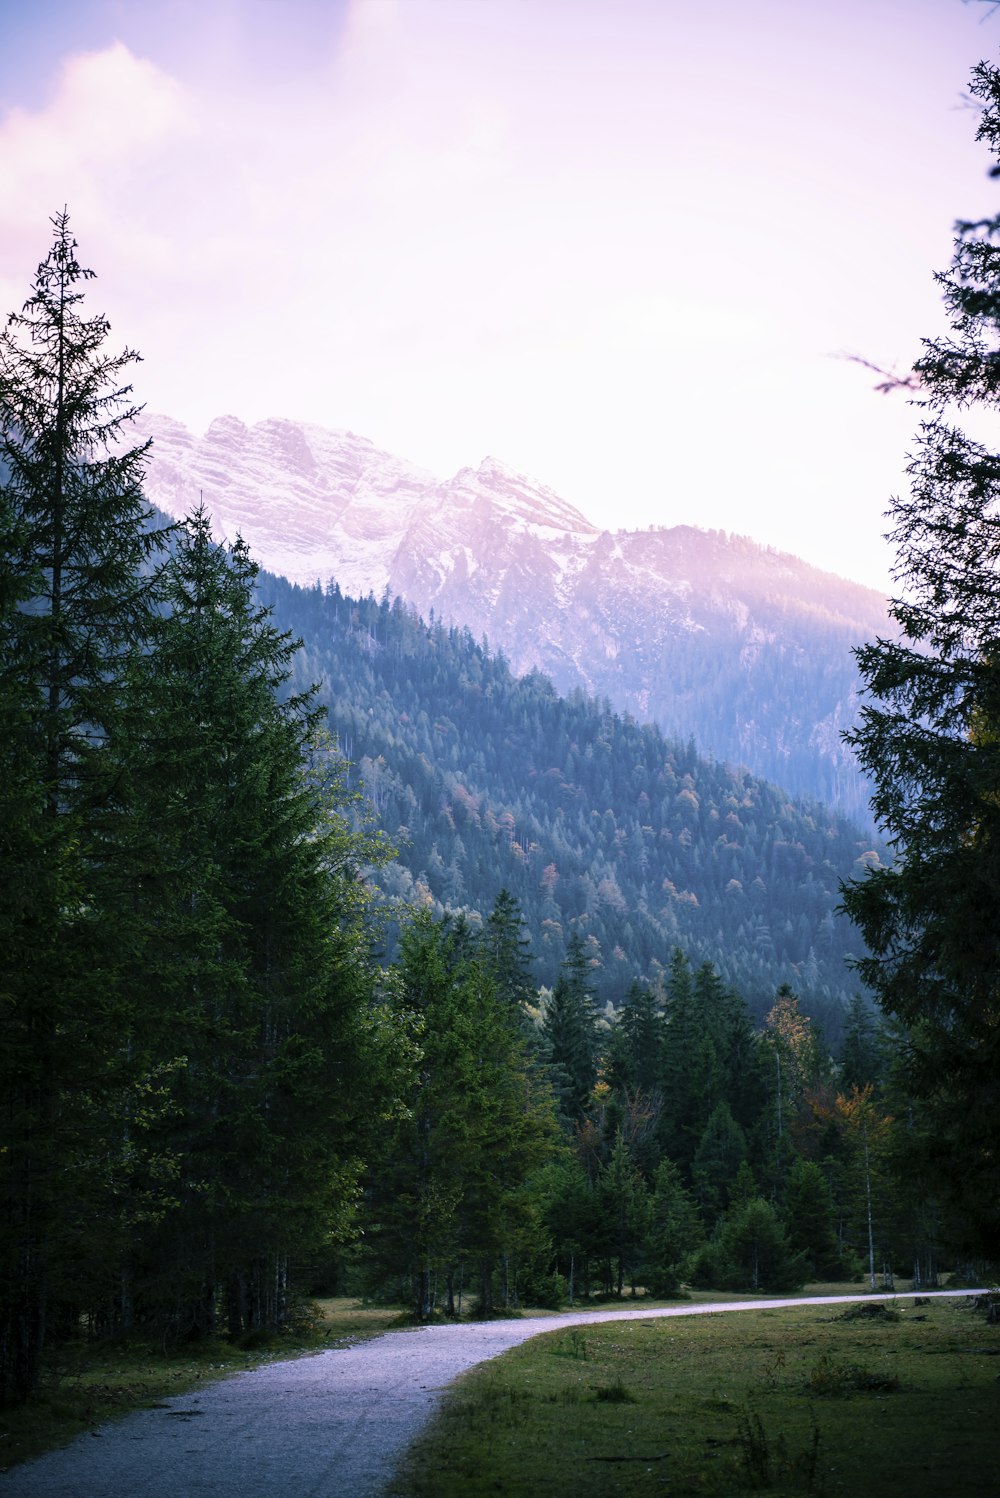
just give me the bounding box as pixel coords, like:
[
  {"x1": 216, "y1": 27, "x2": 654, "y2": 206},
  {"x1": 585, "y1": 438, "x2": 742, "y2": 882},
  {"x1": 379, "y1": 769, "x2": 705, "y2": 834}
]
[
  {"x1": 389, "y1": 1292, "x2": 1000, "y2": 1498},
  {"x1": 0, "y1": 1297, "x2": 402, "y2": 1472}
]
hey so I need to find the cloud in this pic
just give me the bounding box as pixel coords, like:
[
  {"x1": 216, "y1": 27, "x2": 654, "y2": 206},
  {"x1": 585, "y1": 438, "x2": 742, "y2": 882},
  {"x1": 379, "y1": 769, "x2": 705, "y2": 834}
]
[{"x1": 0, "y1": 43, "x2": 193, "y2": 284}]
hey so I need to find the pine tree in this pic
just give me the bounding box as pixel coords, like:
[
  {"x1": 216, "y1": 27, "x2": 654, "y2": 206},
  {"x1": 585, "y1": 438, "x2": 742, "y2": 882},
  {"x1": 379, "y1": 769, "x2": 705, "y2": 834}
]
[
  {"x1": 839, "y1": 994, "x2": 885, "y2": 1093},
  {"x1": 691, "y1": 1102, "x2": 748, "y2": 1227},
  {"x1": 596, "y1": 1132, "x2": 650, "y2": 1297},
  {"x1": 709, "y1": 1196, "x2": 808, "y2": 1293},
  {"x1": 116, "y1": 508, "x2": 394, "y2": 1335},
  {"x1": 759, "y1": 985, "x2": 824, "y2": 1199},
  {"x1": 641, "y1": 1157, "x2": 704, "y2": 1296},
  {"x1": 538, "y1": 1158, "x2": 601, "y2": 1304},
  {"x1": 481, "y1": 888, "x2": 537, "y2": 1039},
  {"x1": 0, "y1": 213, "x2": 162, "y2": 1403},
  {"x1": 541, "y1": 930, "x2": 599, "y2": 1122},
  {"x1": 783, "y1": 1157, "x2": 850, "y2": 1281},
  {"x1": 841, "y1": 60, "x2": 1000, "y2": 1253},
  {"x1": 364, "y1": 912, "x2": 555, "y2": 1318},
  {"x1": 612, "y1": 980, "x2": 664, "y2": 1094},
  {"x1": 657, "y1": 951, "x2": 720, "y2": 1173}
]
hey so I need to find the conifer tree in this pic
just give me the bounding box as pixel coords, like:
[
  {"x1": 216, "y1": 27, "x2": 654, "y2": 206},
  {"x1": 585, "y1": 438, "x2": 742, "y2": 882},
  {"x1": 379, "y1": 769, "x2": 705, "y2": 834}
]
[
  {"x1": 783, "y1": 1157, "x2": 850, "y2": 1281},
  {"x1": 116, "y1": 508, "x2": 394, "y2": 1335},
  {"x1": 0, "y1": 213, "x2": 162, "y2": 1403},
  {"x1": 839, "y1": 994, "x2": 885, "y2": 1093},
  {"x1": 611, "y1": 980, "x2": 664, "y2": 1094},
  {"x1": 692, "y1": 1191, "x2": 808, "y2": 1293},
  {"x1": 657, "y1": 951, "x2": 721, "y2": 1172},
  {"x1": 482, "y1": 889, "x2": 535, "y2": 1009},
  {"x1": 641, "y1": 1157, "x2": 704, "y2": 1296},
  {"x1": 364, "y1": 913, "x2": 555, "y2": 1317},
  {"x1": 596, "y1": 1132, "x2": 650, "y2": 1296},
  {"x1": 541, "y1": 930, "x2": 599, "y2": 1121},
  {"x1": 842, "y1": 60, "x2": 1000, "y2": 1252},
  {"x1": 691, "y1": 1102, "x2": 748, "y2": 1227}
]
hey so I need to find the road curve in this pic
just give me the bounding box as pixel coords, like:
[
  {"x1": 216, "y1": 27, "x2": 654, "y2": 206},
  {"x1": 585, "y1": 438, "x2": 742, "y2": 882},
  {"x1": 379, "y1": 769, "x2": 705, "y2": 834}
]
[{"x1": 2, "y1": 1289, "x2": 982, "y2": 1498}]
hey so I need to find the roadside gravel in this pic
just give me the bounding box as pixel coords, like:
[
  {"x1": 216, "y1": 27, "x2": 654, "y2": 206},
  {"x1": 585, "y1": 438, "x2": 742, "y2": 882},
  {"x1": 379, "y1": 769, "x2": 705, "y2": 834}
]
[{"x1": 1, "y1": 1290, "x2": 979, "y2": 1497}]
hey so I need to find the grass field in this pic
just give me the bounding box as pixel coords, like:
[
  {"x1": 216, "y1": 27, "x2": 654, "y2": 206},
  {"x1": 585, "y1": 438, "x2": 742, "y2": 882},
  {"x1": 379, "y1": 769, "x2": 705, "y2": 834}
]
[{"x1": 389, "y1": 1292, "x2": 1000, "y2": 1498}]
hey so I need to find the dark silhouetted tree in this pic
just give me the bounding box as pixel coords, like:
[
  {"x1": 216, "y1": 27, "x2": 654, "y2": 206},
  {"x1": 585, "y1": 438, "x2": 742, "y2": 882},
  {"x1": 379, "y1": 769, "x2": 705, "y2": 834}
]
[{"x1": 842, "y1": 60, "x2": 1000, "y2": 1255}]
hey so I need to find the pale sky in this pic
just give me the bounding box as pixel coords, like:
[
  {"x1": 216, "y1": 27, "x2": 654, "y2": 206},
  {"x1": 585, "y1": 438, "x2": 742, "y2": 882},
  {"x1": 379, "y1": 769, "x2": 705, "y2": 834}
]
[{"x1": 0, "y1": 0, "x2": 997, "y2": 590}]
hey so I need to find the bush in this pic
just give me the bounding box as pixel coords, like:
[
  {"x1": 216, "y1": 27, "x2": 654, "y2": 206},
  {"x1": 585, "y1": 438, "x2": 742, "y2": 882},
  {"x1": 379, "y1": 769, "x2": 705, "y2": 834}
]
[{"x1": 516, "y1": 1266, "x2": 568, "y2": 1309}]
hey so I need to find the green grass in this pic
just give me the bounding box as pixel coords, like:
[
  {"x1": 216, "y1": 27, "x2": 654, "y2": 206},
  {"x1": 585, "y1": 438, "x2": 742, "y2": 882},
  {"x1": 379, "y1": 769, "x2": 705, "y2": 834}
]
[
  {"x1": 389, "y1": 1293, "x2": 1000, "y2": 1498},
  {"x1": 0, "y1": 1297, "x2": 402, "y2": 1472}
]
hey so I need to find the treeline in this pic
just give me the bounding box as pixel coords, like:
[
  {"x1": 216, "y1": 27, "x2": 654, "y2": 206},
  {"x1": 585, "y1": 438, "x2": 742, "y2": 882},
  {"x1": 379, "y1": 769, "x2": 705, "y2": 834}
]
[
  {"x1": 0, "y1": 218, "x2": 406, "y2": 1403},
  {"x1": 358, "y1": 914, "x2": 942, "y2": 1317},
  {"x1": 261, "y1": 572, "x2": 880, "y2": 1038}
]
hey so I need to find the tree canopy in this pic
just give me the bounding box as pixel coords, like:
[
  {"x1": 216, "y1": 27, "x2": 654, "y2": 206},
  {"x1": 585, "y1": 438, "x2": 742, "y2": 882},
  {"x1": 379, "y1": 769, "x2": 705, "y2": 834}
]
[{"x1": 842, "y1": 60, "x2": 1000, "y2": 1254}]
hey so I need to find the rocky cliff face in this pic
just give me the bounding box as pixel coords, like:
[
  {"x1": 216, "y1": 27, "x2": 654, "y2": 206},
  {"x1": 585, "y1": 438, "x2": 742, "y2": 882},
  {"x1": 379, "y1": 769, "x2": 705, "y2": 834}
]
[{"x1": 137, "y1": 412, "x2": 889, "y2": 824}]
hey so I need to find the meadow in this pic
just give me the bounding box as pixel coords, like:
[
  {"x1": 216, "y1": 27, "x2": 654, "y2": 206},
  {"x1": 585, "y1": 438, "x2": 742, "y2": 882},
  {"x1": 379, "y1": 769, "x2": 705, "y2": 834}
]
[{"x1": 389, "y1": 1290, "x2": 999, "y2": 1498}]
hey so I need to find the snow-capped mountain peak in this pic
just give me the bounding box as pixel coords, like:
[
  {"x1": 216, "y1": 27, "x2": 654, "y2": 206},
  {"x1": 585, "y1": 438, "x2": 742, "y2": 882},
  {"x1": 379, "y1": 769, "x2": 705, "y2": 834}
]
[{"x1": 135, "y1": 411, "x2": 889, "y2": 824}]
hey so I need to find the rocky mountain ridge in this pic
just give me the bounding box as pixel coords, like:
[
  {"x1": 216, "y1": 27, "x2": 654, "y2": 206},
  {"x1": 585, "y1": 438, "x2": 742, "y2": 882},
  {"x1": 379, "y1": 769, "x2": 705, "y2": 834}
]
[{"x1": 136, "y1": 412, "x2": 890, "y2": 825}]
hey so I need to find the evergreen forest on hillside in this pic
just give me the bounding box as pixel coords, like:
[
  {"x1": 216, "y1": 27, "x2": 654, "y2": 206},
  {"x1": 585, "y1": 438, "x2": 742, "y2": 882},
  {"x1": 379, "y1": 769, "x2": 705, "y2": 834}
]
[
  {"x1": 2, "y1": 175, "x2": 998, "y2": 1427},
  {"x1": 264, "y1": 571, "x2": 878, "y2": 1036}
]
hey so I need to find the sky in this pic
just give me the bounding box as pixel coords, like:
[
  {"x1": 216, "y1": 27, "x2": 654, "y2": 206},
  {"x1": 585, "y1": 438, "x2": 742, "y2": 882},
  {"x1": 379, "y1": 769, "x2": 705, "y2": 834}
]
[{"x1": 0, "y1": 0, "x2": 997, "y2": 591}]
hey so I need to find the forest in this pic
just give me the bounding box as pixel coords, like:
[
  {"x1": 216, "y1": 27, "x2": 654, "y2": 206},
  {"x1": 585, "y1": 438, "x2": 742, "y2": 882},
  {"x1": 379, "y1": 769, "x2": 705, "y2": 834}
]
[
  {"x1": 264, "y1": 568, "x2": 879, "y2": 1037},
  {"x1": 1, "y1": 182, "x2": 996, "y2": 1416}
]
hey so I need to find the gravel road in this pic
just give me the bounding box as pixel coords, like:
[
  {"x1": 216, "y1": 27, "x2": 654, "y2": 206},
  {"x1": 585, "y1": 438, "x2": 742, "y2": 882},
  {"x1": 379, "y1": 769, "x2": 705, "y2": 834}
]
[{"x1": 1, "y1": 1289, "x2": 980, "y2": 1497}]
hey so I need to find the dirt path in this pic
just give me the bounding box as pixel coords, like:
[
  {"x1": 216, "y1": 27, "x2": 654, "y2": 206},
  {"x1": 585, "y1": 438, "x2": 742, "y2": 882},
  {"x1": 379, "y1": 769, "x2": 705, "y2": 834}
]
[{"x1": 2, "y1": 1290, "x2": 979, "y2": 1497}]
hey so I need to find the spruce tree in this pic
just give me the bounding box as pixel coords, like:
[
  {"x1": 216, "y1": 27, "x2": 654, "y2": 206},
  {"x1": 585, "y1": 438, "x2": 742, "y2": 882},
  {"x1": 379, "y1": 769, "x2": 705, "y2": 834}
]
[
  {"x1": 596, "y1": 1132, "x2": 650, "y2": 1297},
  {"x1": 842, "y1": 60, "x2": 1000, "y2": 1253},
  {"x1": 657, "y1": 951, "x2": 720, "y2": 1173},
  {"x1": 641, "y1": 1157, "x2": 704, "y2": 1296},
  {"x1": 612, "y1": 979, "x2": 664, "y2": 1094},
  {"x1": 691, "y1": 1101, "x2": 748, "y2": 1227},
  {"x1": 541, "y1": 930, "x2": 599, "y2": 1122},
  {"x1": 364, "y1": 913, "x2": 555, "y2": 1318},
  {"x1": 481, "y1": 890, "x2": 532, "y2": 1001},
  {"x1": 783, "y1": 1158, "x2": 850, "y2": 1281},
  {"x1": 117, "y1": 507, "x2": 392, "y2": 1335},
  {"x1": 0, "y1": 213, "x2": 161, "y2": 1403}
]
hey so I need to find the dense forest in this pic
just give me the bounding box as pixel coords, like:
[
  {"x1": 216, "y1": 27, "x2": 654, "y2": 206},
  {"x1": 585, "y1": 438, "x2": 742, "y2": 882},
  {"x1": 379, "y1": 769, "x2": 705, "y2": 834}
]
[
  {"x1": 263, "y1": 569, "x2": 880, "y2": 1038},
  {"x1": 0, "y1": 211, "x2": 990, "y2": 1420}
]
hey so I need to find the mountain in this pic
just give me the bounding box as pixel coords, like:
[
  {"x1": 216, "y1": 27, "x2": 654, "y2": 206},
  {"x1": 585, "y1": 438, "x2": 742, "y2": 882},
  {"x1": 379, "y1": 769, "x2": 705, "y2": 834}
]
[
  {"x1": 138, "y1": 413, "x2": 890, "y2": 826},
  {"x1": 251, "y1": 571, "x2": 881, "y2": 1040}
]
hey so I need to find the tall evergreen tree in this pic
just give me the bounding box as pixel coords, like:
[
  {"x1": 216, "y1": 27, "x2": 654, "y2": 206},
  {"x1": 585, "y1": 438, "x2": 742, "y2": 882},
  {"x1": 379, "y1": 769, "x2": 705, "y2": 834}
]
[
  {"x1": 783, "y1": 1157, "x2": 850, "y2": 1282},
  {"x1": 0, "y1": 213, "x2": 162, "y2": 1403},
  {"x1": 691, "y1": 1101, "x2": 748, "y2": 1227},
  {"x1": 842, "y1": 60, "x2": 1000, "y2": 1254},
  {"x1": 839, "y1": 994, "x2": 885, "y2": 1093},
  {"x1": 596, "y1": 1132, "x2": 650, "y2": 1297},
  {"x1": 541, "y1": 930, "x2": 599, "y2": 1122},
  {"x1": 611, "y1": 979, "x2": 664, "y2": 1095},
  {"x1": 658, "y1": 951, "x2": 721, "y2": 1173},
  {"x1": 641, "y1": 1157, "x2": 704, "y2": 1296},
  {"x1": 481, "y1": 888, "x2": 537, "y2": 1034},
  {"x1": 364, "y1": 912, "x2": 555, "y2": 1318},
  {"x1": 115, "y1": 508, "x2": 395, "y2": 1336}
]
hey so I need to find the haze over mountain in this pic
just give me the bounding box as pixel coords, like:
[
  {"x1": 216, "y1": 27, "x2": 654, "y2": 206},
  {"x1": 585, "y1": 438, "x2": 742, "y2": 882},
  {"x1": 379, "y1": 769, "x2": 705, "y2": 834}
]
[{"x1": 139, "y1": 413, "x2": 890, "y2": 826}]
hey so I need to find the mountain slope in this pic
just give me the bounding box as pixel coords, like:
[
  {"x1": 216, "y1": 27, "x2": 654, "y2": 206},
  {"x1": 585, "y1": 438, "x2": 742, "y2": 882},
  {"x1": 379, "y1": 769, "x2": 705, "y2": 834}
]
[
  {"x1": 139, "y1": 413, "x2": 889, "y2": 825},
  {"x1": 261, "y1": 571, "x2": 881, "y2": 1040}
]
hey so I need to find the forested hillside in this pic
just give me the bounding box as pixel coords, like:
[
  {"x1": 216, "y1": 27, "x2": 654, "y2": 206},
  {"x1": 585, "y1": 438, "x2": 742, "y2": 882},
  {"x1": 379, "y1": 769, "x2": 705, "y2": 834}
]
[
  {"x1": 139, "y1": 413, "x2": 887, "y2": 828},
  {"x1": 262, "y1": 573, "x2": 881, "y2": 1037}
]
